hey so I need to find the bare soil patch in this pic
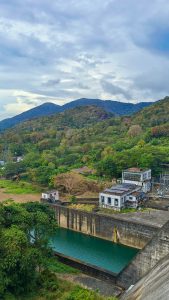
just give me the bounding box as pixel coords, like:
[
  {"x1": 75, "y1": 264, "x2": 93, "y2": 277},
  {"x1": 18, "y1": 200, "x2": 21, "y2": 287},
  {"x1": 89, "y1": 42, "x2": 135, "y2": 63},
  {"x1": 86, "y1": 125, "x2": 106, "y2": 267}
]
[{"x1": 0, "y1": 189, "x2": 40, "y2": 203}]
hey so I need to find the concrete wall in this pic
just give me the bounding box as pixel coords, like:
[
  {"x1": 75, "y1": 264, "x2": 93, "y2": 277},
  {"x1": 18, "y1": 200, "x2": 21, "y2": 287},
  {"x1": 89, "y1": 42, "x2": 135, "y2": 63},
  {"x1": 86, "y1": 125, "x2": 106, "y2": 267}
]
[
  {"x1": 53, "y1": 205, "x2": 169, "y2": 289},
  {"x1": 54, "y1": 251, "x2": 117, "y2": 283},
  {"x1": 117, "y1": 219, "x2": 169, "y2": 288},
  {"x1": 53, "y1": 205, "x2": 158, "y2": 249},
  {"x1": 120, "y1": 254, "x2": 169, "y2": 300}
]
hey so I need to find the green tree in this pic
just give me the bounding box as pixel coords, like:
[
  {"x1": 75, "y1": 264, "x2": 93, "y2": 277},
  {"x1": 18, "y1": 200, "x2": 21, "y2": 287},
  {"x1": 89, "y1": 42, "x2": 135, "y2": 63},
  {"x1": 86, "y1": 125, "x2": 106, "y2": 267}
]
[
  {"x1": 0, "y1": 201, "x2": 57, "y2": 298},
  {"x1": 96, "y1": 157, "x2": 118, "y2": 179},
  {"x1": 3, "y1": 162, "x2": 26, "y2": 179}
]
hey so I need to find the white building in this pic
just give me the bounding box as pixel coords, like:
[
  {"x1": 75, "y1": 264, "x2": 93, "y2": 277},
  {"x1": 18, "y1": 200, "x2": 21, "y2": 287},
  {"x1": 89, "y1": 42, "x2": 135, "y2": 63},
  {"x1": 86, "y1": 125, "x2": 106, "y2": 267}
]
[
  {"x1": 0, "y1": 160, "x2": 5, "y2": 166},
  {"x1": 13, "y1": 156, "x2": 24, "y2": 163},
  {"x1": 125, "y1": 191, "x2": 146, "y2": 208},
  {"x1": 99, "y1": 183, "x2": 145, "y2": 211},
  {"x1": 41, "y1": 190, "x2": 59, "y2": 202},
  {"x1": 122, "y1": 168, "x2": 151, "y2": 193},
  {"x1": 16, "y1": 156, "x2": 24, "y2": 163}
]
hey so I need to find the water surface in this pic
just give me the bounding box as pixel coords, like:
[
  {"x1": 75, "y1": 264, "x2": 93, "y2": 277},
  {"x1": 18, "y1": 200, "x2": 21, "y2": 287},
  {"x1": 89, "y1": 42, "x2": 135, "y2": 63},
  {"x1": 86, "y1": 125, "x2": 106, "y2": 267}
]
[{"x1": 51, "y1": 227, "x2": 138, "y2": 274}]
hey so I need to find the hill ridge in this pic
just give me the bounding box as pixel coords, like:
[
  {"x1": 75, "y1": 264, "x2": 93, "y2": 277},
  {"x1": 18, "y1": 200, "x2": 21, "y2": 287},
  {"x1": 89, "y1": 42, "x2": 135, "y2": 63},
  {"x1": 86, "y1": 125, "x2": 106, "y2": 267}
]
[{"x1": 0, "y1": 98, "x2": 153, "y2": 131}]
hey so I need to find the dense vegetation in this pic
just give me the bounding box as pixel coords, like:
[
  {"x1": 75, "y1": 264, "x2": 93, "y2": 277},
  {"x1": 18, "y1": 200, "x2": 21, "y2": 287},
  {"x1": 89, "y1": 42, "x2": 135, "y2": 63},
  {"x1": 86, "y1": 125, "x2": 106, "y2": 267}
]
[
  {"x1": 0, "y1": 201, "x2": 117, "y2": 300},
  {"x1": 0, "y1": 97, "x2": 169, "y2": 188},
  {"x1": 0, "y1": 201, "x2": 57, "y2": 298}
]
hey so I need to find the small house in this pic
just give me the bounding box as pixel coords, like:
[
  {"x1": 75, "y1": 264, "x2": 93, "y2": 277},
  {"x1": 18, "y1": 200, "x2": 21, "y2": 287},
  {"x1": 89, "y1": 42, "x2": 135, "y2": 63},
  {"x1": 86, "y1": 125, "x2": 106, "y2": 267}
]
[
  {"x1": 99, "y1": 167, "x2": 150, "y2": 211},
  {"x1": 16, "y1": 156, "x2": 24, "y2": 163},
  {"x1": 41, "y1": 190, "x2": 59, "y2": 203},
  {"x1": 99, "y1": 183, "x2": 142, "y2": 211},
  {"x1": 13, "y1": 156, "x2": 24, "y2": 163},
  {"x1": 0, "y1": 160, "x2": 5, "y2": 166},
  {"x1": 125, "y1": 191, "x2": 146, "y2": 208},
  {"x1": 122, "y1": 167, "x2": 151, "y2": 193}
]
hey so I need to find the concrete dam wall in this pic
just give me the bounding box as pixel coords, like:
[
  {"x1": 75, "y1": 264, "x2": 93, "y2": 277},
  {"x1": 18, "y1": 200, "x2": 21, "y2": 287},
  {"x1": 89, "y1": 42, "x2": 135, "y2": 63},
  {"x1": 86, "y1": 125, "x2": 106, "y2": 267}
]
[
  {"x1": 120, "y1": 254, "x2": 169, "y2": 300},
  {"x1": 52, "y1": 205, "x2": 169, "y2": 289},
  {"x1": 53, "y1": 205, "x2": 158, "y2": 249},
  {"x1": 117, "y1": 218, "x2": 169, "y2": 288}
]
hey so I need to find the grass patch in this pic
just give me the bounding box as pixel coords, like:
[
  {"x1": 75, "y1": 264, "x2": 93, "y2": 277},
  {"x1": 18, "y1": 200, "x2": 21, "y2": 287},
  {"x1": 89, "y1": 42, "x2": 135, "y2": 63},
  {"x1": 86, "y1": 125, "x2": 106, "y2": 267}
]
[
  {"x1": 0, "y1": 179, "x2": 41, "y2": 194},
  {"x1": 46, "y1": 257, "x2": 80, "y2": 274},
  {"x1": 69, "y1": 204, "x2": 95, "y2": 212}
]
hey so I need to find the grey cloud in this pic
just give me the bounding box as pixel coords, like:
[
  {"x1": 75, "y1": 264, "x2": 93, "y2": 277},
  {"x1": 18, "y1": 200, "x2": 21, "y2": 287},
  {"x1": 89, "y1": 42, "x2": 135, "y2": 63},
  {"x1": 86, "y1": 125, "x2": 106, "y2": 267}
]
[
  {"x1": 42, "y1": 79, "x2": 61, "y2": 87},
  {"x1": 133, "y1": 65, "x2": 169, "y2": 94},
  {"x1": 101, "y1": 80, "x2": 132, "y2": 100},
  {"x1": 76, "y1": 83, "x2": 89, "y2": 90},
  {"x1": 29, "y1": 88, "x2": 83, "y2": 99},
  {"x1": 1, "y1": 0, "x2": 169, "y2": 118}
]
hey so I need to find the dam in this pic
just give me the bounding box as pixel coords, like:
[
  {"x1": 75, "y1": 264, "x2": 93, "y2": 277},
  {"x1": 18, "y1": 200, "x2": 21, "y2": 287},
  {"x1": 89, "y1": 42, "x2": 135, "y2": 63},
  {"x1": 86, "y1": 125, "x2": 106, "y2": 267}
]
[
  {"x1": 51, "y1": 227, "x2": 138, "y2": 274},
  {"x1": 50, "y1": 204, "x2": 169, "y2": 288}
]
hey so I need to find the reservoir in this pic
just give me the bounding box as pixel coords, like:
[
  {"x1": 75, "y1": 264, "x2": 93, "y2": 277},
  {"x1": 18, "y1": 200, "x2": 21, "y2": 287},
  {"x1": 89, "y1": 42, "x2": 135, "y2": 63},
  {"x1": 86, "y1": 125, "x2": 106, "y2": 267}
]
[{"x1": 51, "y1": 227, "x2": 139, "y2": 274}]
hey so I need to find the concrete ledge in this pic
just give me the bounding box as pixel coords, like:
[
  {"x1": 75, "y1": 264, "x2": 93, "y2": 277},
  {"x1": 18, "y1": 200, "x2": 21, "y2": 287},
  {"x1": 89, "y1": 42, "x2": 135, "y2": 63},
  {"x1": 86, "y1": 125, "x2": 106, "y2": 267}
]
[{"x1": 54, "y1": 251, "x2": 117, "y2": 283}]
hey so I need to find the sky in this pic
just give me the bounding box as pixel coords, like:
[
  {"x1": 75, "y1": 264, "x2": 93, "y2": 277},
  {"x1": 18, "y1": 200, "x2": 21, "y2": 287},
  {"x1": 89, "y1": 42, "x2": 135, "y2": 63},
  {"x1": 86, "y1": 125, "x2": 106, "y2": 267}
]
[{"x1": 0, "y1": 0, "x2": 169, "y2": 120}]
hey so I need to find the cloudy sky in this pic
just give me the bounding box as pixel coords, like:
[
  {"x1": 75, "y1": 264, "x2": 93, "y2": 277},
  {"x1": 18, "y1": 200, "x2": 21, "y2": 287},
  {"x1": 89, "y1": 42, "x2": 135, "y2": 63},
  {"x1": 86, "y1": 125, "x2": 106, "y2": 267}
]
[{"x1": 0, "y1": 0, "x2": 169, "y2": 120}]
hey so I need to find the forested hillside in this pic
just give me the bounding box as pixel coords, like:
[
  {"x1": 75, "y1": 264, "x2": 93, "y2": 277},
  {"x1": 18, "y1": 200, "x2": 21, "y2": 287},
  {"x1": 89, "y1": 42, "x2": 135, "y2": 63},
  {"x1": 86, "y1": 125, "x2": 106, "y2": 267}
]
[
  {"x1": 132, "y1": 96, "x2": 169, "y2": 127},
  {"x1": 0, "y1": 97, "x2": 169, "y2": 186}
]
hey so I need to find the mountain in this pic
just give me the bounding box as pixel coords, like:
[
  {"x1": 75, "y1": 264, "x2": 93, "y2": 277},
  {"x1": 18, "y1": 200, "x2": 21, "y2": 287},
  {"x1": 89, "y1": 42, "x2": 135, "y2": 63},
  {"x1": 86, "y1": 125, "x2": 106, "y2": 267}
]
[
  {"x1": 0, "y1": 98, "x2": 153, "y2": 131},
  {"x1": 62, "y1": 98, "x2": 153, "y2": 115},
  {"x1": 0, "y1": 102, "x2": 61, "y2": 131}
]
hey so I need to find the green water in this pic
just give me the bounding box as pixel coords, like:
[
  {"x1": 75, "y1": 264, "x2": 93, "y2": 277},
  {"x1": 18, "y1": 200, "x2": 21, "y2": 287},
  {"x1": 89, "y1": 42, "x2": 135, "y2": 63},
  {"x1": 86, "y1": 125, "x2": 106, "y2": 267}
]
[{"x1": 51, "y1": 228, "x2": 138, "y2": 274}]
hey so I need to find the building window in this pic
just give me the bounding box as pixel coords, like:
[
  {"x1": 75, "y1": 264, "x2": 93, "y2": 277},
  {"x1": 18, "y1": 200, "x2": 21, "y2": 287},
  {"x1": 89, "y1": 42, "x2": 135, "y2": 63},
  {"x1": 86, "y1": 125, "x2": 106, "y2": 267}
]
[
  {"x1": 129, "y1": 196, "x2": 133, "y2": 200},
  {"x1": 143, "y1": 173, "x2": 147, "y2": 180},
  {"x1": 123, "y1": 172, "x2": 141, "y2": 182},
  {"x1": 101, "y1": 196, "x2": 105, "y2": 203},
  {"x1": 114, "y1": 198, "x2": 118, "y2": 206},
  {"x1": 108, "y1": 197, "x2": 111, "y2": 205}
]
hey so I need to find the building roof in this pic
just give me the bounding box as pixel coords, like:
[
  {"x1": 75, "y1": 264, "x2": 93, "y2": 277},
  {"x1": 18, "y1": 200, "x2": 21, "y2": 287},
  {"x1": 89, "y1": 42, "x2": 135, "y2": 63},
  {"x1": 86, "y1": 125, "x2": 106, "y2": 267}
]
[
  {"x1": 130, "y1": 191, "x2": 143, "y2": 197},
  {"x1": 43, "y1": 190, "x2": 58, "y2": 194},
  {"x1": 123, "y1": 167, "x2": 150, "y2": 173},
  {"x1": 102, "y1": 183, "x2": 139, "y2": 196}
]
